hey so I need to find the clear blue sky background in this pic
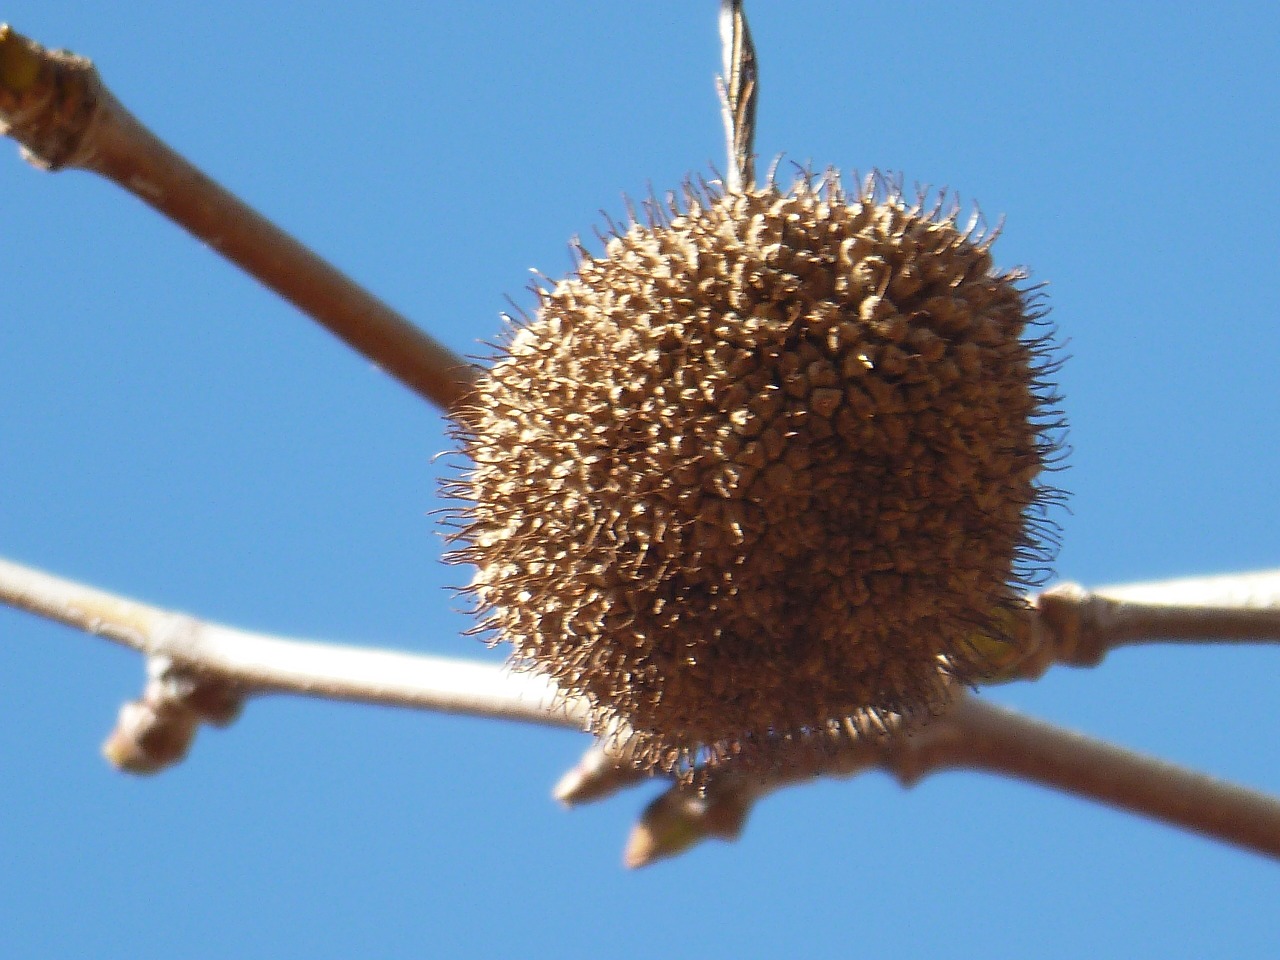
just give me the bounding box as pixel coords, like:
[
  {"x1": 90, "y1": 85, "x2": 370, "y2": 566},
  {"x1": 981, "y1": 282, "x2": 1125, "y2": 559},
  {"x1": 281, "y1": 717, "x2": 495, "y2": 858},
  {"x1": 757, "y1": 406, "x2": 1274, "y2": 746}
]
[{"x1": 4, "y1": 2, "x2": 1280, "y2": 957}]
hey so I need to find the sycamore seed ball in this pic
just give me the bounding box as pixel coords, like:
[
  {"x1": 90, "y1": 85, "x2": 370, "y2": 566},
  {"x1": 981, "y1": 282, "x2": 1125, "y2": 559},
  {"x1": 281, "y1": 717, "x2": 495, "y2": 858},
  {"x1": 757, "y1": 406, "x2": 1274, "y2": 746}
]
[{"x1": 451, "y1": 174, "x2": 1062, "y2": 774}]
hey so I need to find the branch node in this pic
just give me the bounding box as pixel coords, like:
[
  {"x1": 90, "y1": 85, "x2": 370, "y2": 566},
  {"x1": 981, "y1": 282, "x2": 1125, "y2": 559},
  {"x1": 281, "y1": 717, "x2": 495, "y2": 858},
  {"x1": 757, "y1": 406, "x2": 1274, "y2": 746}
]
[
  {"x1": 0, "y1": 25, "x2": 102, "y2": 170},
  {"x1": 1036, "y1": 581, "x2": 1112, "y2": 667},
  {"x1": 148, "y1": 655, "x2": 246, "y2": 727}
]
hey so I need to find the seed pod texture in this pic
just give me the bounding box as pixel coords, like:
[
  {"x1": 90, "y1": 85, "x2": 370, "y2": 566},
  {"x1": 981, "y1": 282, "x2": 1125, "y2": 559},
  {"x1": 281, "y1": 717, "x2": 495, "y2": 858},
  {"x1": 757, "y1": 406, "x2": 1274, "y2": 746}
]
[{"x1": 449, "y1": 174, "x2": 1062, "y2": 773}]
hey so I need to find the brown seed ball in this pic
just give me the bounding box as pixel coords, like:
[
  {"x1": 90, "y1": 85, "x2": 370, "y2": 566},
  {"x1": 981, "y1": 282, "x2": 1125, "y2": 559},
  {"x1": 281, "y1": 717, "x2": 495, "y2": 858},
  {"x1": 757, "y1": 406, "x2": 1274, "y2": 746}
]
[{"x1": 449, "y1": 174, "x2": 1063, "y2": 774}]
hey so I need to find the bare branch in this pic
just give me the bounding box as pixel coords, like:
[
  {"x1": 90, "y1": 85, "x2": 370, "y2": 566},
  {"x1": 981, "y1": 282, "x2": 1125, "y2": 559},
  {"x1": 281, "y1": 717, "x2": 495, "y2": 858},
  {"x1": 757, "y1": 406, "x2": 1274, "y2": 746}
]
[
  {"x1": 4, "y1": 552, "x2": 1280, "y2": 862},
  {"x1": 1037, "y1": 571, "x2": 1280, "y2": 670},
  {"x1": 0, "y1": 25, "x2": 475, "y2": 411},
  {"x1": 0, "y1": 555, "x2": 586, "y2": 741},
  {"x1": 717, "y1": 0, "x2": 757, "y2": 191},
  {"x1": 920, "y1": 698, "x2": 1280, "y2": 857},
  {"x1": 623, "y1": 695, "x2": 1280, "y2": 868}
]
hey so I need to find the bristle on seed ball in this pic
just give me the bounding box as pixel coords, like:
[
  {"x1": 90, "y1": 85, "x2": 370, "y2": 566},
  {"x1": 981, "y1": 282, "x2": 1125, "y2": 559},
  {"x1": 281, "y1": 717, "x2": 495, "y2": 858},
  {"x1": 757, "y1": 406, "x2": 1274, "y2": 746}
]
[{"x1": 449, "y1": 173, "x2": 1062, "y2": 774}]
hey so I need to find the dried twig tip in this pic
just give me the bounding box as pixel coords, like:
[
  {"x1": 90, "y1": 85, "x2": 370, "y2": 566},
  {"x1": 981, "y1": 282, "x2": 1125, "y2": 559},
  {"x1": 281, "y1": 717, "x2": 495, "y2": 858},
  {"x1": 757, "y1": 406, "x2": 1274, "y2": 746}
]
[
  {"x1": 623, "y1": 779, "x2": 753, "y2": 869},
  {"x1": 553, "y1": 743, "x2": 648, "y2": 806},
  {"x1": 0, "y1": 25, "x2": 43, "y2": 93}
]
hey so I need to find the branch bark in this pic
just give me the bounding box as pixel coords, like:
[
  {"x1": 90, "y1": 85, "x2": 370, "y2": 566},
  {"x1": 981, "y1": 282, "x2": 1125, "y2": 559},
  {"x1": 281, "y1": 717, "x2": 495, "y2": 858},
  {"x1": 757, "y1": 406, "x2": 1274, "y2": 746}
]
[
  {"x1": 3, "y1": 552, "x2": 1278, "y2": 865},
  {"x1": 620, "y1": 695, "x2": 1280, "y2": 867},
  {"x1": 1036, "y1": 571, "x2": 1280, "y2": 670},
  {"x1": 925, "y1": 697, "x2": 1280, "y2": 857},
  {"x1": 0, "y1": 24, "x2": 475, "y2": 411},
  {"x1": 0, "y1": 556, "x2": 583, "y2": 731}
]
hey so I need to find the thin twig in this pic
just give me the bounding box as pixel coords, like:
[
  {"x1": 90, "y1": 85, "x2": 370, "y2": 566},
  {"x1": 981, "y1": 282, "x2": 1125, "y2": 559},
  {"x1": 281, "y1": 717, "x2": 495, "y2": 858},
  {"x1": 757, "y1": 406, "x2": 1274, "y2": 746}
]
[
  {"x1": 0, "y1": 556, "x2": 582, "y2": 728},
  {"x1": 717, "y1": 0, "x2": 757, "y2": 192},
  {"x1": 923, "y1": 697, "x2": 1280, "y2": 858},
  {"x1": 621, "y1": 694, "x2": 1280, "y2": 867},
  {"x1": 0, "y1": 25, "x2": 475, "y2": 411}
]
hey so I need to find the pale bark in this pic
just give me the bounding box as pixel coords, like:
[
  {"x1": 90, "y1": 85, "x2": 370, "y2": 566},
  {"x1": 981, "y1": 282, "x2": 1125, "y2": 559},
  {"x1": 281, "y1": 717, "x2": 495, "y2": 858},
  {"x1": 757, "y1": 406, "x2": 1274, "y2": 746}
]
[{"x1": 3, "y1": 553, "x2": 1278, "y2": 865}]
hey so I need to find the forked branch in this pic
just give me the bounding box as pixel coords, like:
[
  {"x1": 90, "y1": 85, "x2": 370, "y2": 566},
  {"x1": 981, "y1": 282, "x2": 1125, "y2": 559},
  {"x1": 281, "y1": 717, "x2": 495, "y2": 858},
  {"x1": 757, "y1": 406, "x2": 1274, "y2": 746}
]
[
  {"x1": 2, "y1": 553, "x2": 1278, "y2": 865},
  {"x1": 0, "y1": 556, "x2": 582, "y2": 771},
  {"x1": 615, "y1": 695, "x2": 1280, "y2": 867}
]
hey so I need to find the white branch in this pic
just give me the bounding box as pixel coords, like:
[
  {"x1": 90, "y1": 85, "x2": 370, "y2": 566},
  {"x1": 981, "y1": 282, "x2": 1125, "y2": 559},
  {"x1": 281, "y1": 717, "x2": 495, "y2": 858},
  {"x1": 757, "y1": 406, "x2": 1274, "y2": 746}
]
[
  {"x1": 0, "y1": 556, "x2": 584, "y2": 729},
  {"x1": 1037, "y1": 570, "x2": 1280, "y2": 670}
]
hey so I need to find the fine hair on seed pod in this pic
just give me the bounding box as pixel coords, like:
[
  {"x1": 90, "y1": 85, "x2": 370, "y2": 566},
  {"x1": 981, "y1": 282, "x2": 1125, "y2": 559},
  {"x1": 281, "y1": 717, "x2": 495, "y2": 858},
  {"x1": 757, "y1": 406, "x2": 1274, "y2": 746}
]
[{"x1": 443, "y1": 169, "x2": 1067, "y2": 777}]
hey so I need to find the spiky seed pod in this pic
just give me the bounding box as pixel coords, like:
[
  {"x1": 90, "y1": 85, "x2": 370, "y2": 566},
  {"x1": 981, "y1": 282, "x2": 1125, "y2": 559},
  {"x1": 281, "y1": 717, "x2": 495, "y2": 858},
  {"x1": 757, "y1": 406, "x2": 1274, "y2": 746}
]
[{"x1": 448, "y1": 173, "x2": 1063, "y2": 774}]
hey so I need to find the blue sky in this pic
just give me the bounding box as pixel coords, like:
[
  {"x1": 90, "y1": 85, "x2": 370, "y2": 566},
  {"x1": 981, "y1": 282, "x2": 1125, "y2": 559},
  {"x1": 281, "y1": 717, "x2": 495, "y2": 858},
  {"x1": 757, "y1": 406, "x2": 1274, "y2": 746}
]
[{"x1": 3, "y1": 2, "x2": 1279, "y2": 957}]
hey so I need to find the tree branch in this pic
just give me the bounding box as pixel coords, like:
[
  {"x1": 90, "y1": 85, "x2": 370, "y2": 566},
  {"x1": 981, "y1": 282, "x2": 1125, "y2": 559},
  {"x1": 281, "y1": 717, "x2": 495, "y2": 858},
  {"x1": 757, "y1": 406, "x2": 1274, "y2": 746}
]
[
  {"x1": 1035, "y1": 571, "x2": 1280, "y2": 670},
  {"x1": 0, "y1": 555, "x2": 584, "y2": 770},
  {"x1": 0, "y1": 24, "x2": 475, "y2": 411},
  {"x1": 618, "y1": 695, "x2": 1280, "y2": 867},
  {"x1": 4, "y1": 552, "x2": 1278, "y2": 864},
  {"x1": 923, "y1": 698, "x2": 1280, "y2": 857}
]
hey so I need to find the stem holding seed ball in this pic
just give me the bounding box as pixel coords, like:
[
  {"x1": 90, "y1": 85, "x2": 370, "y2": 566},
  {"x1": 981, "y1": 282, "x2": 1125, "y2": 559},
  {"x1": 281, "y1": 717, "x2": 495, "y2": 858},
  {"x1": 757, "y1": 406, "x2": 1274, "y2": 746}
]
[{"x1": 718, "y1": 0, "x2": 757, "y2": 192}]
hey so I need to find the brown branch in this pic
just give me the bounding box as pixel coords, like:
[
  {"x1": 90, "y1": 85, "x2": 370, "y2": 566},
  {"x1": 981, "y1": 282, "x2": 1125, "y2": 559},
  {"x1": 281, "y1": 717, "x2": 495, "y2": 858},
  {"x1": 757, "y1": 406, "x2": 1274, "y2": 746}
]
[
  {"x1": 915, "y1": 697, "x2": 1280, "y2": 857},
  {"x1": 620, "y1": 694, "x2": 1280, "y2": 867},
  {"x1": 0, "y1": 24, "x2": 476, "y2": 411}
]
